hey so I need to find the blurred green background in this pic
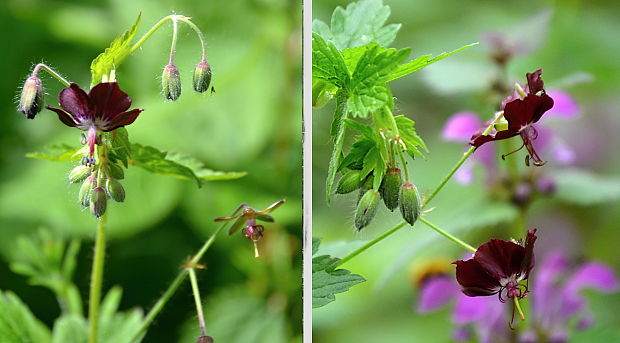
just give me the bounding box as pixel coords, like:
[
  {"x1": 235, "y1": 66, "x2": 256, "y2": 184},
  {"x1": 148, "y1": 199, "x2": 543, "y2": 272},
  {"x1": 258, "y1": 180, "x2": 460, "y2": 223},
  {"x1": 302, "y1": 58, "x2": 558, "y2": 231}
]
[
  {"x1": 0, "y1": 0, "x2": 301, "y2": 342},
  {"x1": 313, "y1": 0, "x2": 620, "y2": 342}
]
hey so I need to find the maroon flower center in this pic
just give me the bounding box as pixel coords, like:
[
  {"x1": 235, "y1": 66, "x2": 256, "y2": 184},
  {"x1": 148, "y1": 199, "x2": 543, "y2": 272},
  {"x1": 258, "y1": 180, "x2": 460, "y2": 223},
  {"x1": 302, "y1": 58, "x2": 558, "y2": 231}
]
[{"x1": 499, "y1": 276, "x2": 529, "y2": 303}]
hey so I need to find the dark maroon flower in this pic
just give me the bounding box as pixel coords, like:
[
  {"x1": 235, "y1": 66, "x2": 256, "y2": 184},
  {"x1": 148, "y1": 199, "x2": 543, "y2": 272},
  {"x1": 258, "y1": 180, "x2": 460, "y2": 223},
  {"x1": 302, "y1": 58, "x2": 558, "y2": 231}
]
[
  {"x1": 453, "y1": 229, "x2": 537, "y2": 302},
  {"x1": 470, "y1": 70, "x2": 554, "y2": 166},
  {"x1": 46, "y1": 82, "x2": 143, "y2": 159}
]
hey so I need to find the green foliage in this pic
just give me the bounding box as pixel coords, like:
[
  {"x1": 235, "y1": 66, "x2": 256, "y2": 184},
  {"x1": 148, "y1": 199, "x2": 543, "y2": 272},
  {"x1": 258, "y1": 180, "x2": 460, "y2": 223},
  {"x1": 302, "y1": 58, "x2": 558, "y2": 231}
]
[
  {"x1": 394, "y1": 115, "x2": 428, "y2": 158},
  {"x1": 25, "y1": 144, "x2": 85, "y2": 162},
  {"x1": 90, "y1": 14, "x2": 141, "y2": 86},
  {"x1": 104, "y1": 128, "x2": 131, "y2": 168},
  {"x1": 312, "y1": 33, "x2": 349, "y2": 89},
  {"x1": 98, "y1": 287, "x2": 144, "y2": 343},
  {"x1": 554, "y1": 169, "x2": 620, "y2": 205},
  {"x1": 312, "y1": 0, "x2": 400, "y2": 50},
  {"x1": 312, "y1": 239, "x2": 365, "y2": 308},
  {"x1": 51, "y1": 316, "x2": 86, "y2": 343},
  {"x1": 0, "y1": 291, "x2": 52, "y2": 343}
]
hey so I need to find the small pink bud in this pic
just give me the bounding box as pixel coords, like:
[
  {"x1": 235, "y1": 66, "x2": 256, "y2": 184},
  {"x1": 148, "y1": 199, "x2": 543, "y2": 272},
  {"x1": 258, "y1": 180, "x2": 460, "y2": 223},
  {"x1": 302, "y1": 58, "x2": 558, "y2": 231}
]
[{"x1": 162, "y1": 64, "x2": 181, "y2": 100}]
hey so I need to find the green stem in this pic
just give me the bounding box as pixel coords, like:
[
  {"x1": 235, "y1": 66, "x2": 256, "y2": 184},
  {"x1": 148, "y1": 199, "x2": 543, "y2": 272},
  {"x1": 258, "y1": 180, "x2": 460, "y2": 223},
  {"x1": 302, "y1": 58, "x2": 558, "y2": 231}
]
[
  {"x1": 168, "y1": 18, "x2": 179, "y2": 64},
  {"x1": 32, "y1": 63, "x2": 71, "y2": 87},
  {"x1": 514, "y1": 297, "x2": 526, "y2": 321},
  {"x1": 396, "y1": 143, "x2": 409, "y2": 183},
  {"x1": 177, "y1": 17, "x2": 208, "y2": 60},
  {"x1": 419, "y1": 217, "x2": 476, "y2": 252},
  {"x1": 129, "y1": 15, "x2": 175, "y2": 54},
  {"x1": 188, "y1": 268, "x2": 207, "y2": 337},
  {"x1": 129, "y1": 223, "x2": 226, "y2": 343},
  {"x1": 335, "y1": 222, "x2": 407, "y2": 268},
  {"x1": 88, "y1": 214, "x2": 107, "y2": 343}
]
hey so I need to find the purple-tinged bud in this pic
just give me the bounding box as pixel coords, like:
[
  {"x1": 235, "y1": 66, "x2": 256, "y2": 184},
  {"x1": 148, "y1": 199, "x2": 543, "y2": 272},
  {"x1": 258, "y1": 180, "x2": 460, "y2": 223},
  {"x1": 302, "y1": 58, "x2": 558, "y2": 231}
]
[
  {"x1": 196, "y1": 336, "x2": 214, "y2": 343},
  {"x1": 192, "y1": 60, "x2": 212, "y2": 93},
  {"x1": 107, "y1": 162, "x2": 125, "y2": 180},
  {"x1": 399, "y1": 183, "x2": 420, "y2": 226},
  {"x1": 68, "y1": 165, "x2": 92, "y2": 183},
  {"x1": 105, "y1": 178, "x2": 125, "y2": 202},
  {"x1": 18, "y1": 76, "x2": 44, "y2": 119},
  {"x1": 354, "y1": 189, "x2": 380, "y2": 231},
  {"x1": 162, "y1": 64, "x2": 181, "y2": 100},
  {"x1": 511, "y1": 181, "x2": 532, "y2": 207},
  {"x1": 79, "y1": 176, "x2": 96, "y2": 207},
  {"x1": 536, "y1": 176, "x2": 556, "y2": 196},
  {"x1": 380, "y1": 167, "x2": 402, "y2": 211},
  {"x1": 90, "y1": 187, "x2": 107, "y2": 218},
  {"x1": 336, "y1": 170, "x2": 362, "y2": 194}
]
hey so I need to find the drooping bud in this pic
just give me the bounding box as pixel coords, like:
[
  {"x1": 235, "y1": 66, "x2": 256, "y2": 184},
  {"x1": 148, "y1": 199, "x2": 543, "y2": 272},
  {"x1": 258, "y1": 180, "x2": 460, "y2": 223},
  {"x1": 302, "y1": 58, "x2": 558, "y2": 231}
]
[
  {"x1": 90, "y1": 187, "x2": 107, "y2": 218},
  {"x1": 336, "y1": 170, "x2": 362, "y2": 194},
  {"x1": 79, "y1": 175, "x2": 96, "y2": 207},
  {"x1": 68, "y1": 165, "x2": 91, "y2": 183},
  {"x1": 196, "y1": 336, "x2": 214, "y2": 343},
  {"x1": 399, "y1": 183, "x2": 421, "y2": 226},
  {"x1": 354, "y1": 189, "x2": 380, "y2": 231},
  {"x1": 18, "y1": 76, "x2": 44, "y2": 119},
  {"x1": 380, "y1": 167, "x2": 402, "y2": 211},
  {"x1": 162, "y1": 64, "x2": 181, "y2": 100},
  {"x1": 107, "y1": 162, "x2": 125, "y2": 180},
  {"x1": 192, "y1": 60, "x2": 212, "y2": 93},
  {"x1": 105, "y1": 178, "x2": 125, "y2": 202}
]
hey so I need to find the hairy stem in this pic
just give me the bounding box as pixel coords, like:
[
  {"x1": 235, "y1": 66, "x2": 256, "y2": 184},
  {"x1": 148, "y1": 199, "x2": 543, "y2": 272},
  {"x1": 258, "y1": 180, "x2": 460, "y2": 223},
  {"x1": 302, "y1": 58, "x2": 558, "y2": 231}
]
[
  {"x1": 335, "y1": 222, "x2": 407, "y2": 268},
  {"x1": 188, "y1": 268, "x2": 207, "y2": 336},
  {"x1": 419, "y1": 217, "x2": 476, "y2": 252},
  {"x1": 129, "y1": 223, "x2": 226, "y2": 343},
  {"x1": 88, "y1": 214, "x2": 107, "y2": 343},
  {"x1": 177, "y1": 17, "x2": 208, "y2": 60},
  {"x1": 130, "y1": 15, "x2": 174, "y2": 54},
  {"x1": 32, "y1": 63, "x2": 71, "y2": 87},
  {"x1": 168, "y1": 18, "x2": 179, "y2": 64}
]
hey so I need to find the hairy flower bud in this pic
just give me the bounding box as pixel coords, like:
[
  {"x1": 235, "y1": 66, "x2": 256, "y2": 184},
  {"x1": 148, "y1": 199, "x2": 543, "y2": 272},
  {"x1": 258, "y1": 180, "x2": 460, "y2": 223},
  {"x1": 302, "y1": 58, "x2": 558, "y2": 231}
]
[
  {"x1": 68, "y1": 165, "x2": 91, "y2": 183},
  {"x1": 192, "y1": 60, "x2": 212, "y2": 93},
  {"x1": 380, "y1": 167, "x2": 402, "y2": 211},
  {"x1": 18, "y1": 76, "x2": 44, "y2": 119},
  {"x1": 105, "y1": 178, "x2": 125, "y2": 202},
  {"x1": 354, "y1": 189, "x2": 380, "y2": 231},
  {"x1": 336, "y1": 170, "x2": 362, "y2": 194},
  {"x1": 196, "y1": 336, "x2": 214, "y2": 343},
  {"x1": 399, "y1": 183, "x2": 421, "y2": 226},
  {"x1": 162, "y1": 64, "x2": 181, "y2": 100},
  {"x1": 90, "y1": 186, "x2": 107, "y2": 218},
  {"x1": 79, "y1": 176, "x2": 96, "y2": 207},
  {"x1": 107, "y1": 162, "x2": 125, "y2": 180}
]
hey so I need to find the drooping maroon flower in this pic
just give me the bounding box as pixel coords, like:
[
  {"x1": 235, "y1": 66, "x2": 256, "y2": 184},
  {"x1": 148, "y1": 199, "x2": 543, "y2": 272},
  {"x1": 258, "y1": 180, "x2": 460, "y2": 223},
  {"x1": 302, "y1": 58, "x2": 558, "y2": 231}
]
[
  {"x1": 46, "y1": 82, "x2": 143, "y2": 161},
  {"x1": 453, "y1": 229, "x2": 537, "y2": 302},
  {"x1": 470, "y1": 70, "x2": 554, "y2": 166}
]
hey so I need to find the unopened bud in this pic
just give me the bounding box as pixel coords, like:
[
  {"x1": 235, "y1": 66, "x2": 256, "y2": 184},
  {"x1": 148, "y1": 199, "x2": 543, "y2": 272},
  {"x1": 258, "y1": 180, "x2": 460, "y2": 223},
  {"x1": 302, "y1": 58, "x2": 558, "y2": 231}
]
[
  {"x1": 162, "y1": 64, "x2": 181, "y2": 100},
  {"x1": 68, "y1": 165, "x2": 91, "y2": 183},
  {"x1": 336, "y1": 170, "x2": 362, "y2": 194},
  {"x1": 79, "y1": 176, "x2": 96, "y2": 207},
  {"x1": 90, "y1": 187, "x2": 107, "y2": 218},
  {"x1": 196, "y1": 336, "x2": 214, "y2": 343},
  {"x1": 380, "y1": 168, "x2": 402, "y2": 211},
  {"x1": 354, "y1": 189, "x2": 380, "y2": 231},
  {"x1": 193, "y1": 60, "x2": 212, "y2": 93},
  {"x1": 107, "y1": 162, "x2": 125, "y2": 180},
  {"x1": 399, "y1": 183, "x2": 421, "y2": 226},
  {"x1": 105, "y1": 178, "x2": 125, "y2": 202},
  {"x1": 511, "y1": 181, "x2": 532, "y2": 207},
  {"x1": 536, "y1": 176, "x2": 556, "y2": 196},
  {"x1": 18, "y1": 76, "x2": 44, "y2": 119}
]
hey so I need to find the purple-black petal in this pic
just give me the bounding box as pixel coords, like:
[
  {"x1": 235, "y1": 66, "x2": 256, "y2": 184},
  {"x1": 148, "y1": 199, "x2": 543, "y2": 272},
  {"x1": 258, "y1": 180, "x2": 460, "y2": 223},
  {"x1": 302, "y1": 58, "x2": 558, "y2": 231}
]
[
  {"x1": 58, "y1": 83, "x2": 93, "y2": 120},
  {"x1": 46, "y1": 106, "x2": 78, "y2": 128},
  {"x1": 470, "y1": 129, "x2": 519, "y2": 148},
  {"x1": 88, "y1": 82, "x2": 132, "y2": 121},
  {"x1": 102, "y1": 108, "x2": 143, "y2": 132},
  {"x1": 475, "y1": 238, "x2": 525, "y2": 280},
  {"x1": 526, "y1": 69, "x2": 544, "y2": 94},
  {"x1": 454, "y1": 259, "x2": 500, "y2": 296},
  {"x1": 504, "y1": 94, "x2": 554, "y2": 130},
  {"x1": 521, "y1": 229, "x2": 537, "y2": 277}
]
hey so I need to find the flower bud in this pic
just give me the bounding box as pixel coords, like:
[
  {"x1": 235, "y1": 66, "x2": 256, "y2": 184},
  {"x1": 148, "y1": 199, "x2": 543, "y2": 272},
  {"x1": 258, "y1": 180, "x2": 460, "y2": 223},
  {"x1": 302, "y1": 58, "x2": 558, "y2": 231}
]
[
  {"x1": 79, "y1": 176, "x2": 96, "y2": 207},
  {"x1": 68, "y1": 165, "x2": 91, "y2": 183},
  {"x1": 399, "y1": 183, "x2": 421, "y2": 226},
  {"x1": 536, "y1": 176, "x2": 556, "y2": 196},
  {"x1": 380, "y1": 167, "x2": 402, "y2": 211},
  {"x1": 90, "y1": 186, "x2": 107, "y2": 218},
  {"x1": 354, "y1": 189, "x2": 380, "y2": 231},
  {"x1": 105, "y1": 178, "x2": 125, "y2": 202},
  {"x1": 162, "y1": 64, "x2": 181, "y2": 100},
  {"x1": 196, "y1": 336, "x2": 214, "y2": 343},
  {"x1": 511, "y1": 181, "x2": 532, "y2": 207},
  {"x1": 336, "y1": 170, "x2": 362, "y2": 194},
  {"x1": 18, "y1": 76, "x2": 44, "y2": 119},
  {"x1": 192, "y1": 60, "x2": 212, "y2": 93},
  {"x1": 107, "y1": 162, "x2": 125, "y2": 180}
]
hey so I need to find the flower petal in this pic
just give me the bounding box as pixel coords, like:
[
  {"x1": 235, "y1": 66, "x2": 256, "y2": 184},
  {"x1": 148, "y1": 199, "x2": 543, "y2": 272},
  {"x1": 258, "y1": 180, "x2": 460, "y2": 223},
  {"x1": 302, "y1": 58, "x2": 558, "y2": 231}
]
[
  {"x1": 88, "y1": 82, "x2": 132, "y2": 121},
  {"x1": 520, "y1": 229, "x2": 537, "y2": 277},
  {"x1": 475, "y1": 238, "x2": 525, "y2": 280},
  {"x1": 503, "y1": 94, "x2": 554, "y2": 130},
  {"x1": 470, "y1": 129, "x2": 519, "y2": 148},
  {"x1": 58, "y1": 83, "x2": 93, "y2": 119},
  {"x1": 565, "y1": 262, "x2": 619, "y2": 294},
  {"x1": 545, "y1": 90, "x2": 579, "y2": 118},
  {"x1": 454, "y1": 259, "x2": 500, "y2": 296},
  {"x1": 416, "y1": 276, "x2": 459, "y2": 313},
  {"x1": 46, "y1": 106, "x2": 78, "y2": 128},
  {"x1": 443, "y1": 112, "x2": 482, "y2": 142},
  {"x1": 102, "y1": 109, "x2": 143, "y2": 132},
  {"x1": 526, "y1": 69, "x2": 544, "y2": 94}
]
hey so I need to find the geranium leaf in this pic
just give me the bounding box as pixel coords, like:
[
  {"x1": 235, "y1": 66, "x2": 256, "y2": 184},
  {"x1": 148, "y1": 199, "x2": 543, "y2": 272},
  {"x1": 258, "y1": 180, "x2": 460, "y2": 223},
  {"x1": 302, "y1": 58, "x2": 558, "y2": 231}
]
[
  {"x1": 26, "y1": 144, "x2": 85, "y2": 162},
  {"x1": 394, "y1": 115, "x2": 428, "y2": 158},
  {"x1": 312, "y1": 33, "x2": 349, "y2": 89},
  {"x1": 553, "y1": 169, "x2": 620, "y2": 205},
  {"x1": 0, "y1": 291, "x2": 52, "y2": 343}
]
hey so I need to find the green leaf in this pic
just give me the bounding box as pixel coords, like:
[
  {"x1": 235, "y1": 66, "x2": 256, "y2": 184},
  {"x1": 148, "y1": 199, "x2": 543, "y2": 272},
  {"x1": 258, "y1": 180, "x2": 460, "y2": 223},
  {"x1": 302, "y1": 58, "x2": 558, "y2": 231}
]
[
  {"x1": 387, "y1": 42, "x2": 478, "y2": 82},
  {"x1": 90, "y1": 13, "x2": 141, "y2": 86},
  {"x1": 360, "y1": 147, "x2": 386, "y2": 190},
  {"x1": 0, "y1": 291, "x2": 52, "y2": 343},
  {"x1": 130, "y1": 144, "x2": 246, "y2": 187},
  {"x1": 51, "y1": 315, "x2": 87, "y2": 343},
  {"x1": 553, "y1": 169, "x2": 620, "y2": 205},
  {"x1": 312, "y1": 0, "x2": 401, "y2": 50},
  {"x1": 338, "y1": 138, "x2": 375, "y2": 171},
  {"x1": 104, "y1": 128, "x2": 131, "y2": 168},
  {"x1": 26, "y1": 144, "x2": 84, "y2": 162},
  {"x1": 394, "y1": 115, "x2": 428, "y2": 158},
  {"x1": 312, "y1": 33, "x2": 349, "y2": 89},
  {"x1": 312, "y1": 239, "x2": 365, "y2": 308},
  {"x1": 326, "y1": 92, "x2": 348, "y2": 205},
  {"x1": 98, "y1": 287, "x2": 144, "y2": 343},
  {"x1": 342, "y1": 119, "x2": 375, "y2": 141}
]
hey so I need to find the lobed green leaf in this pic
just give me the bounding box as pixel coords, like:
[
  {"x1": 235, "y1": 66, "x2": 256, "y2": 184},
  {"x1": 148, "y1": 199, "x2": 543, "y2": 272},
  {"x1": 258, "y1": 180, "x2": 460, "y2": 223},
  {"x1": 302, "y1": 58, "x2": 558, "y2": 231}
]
[
  {"x1": 394, "y1": 115, "x2": 428, "y2": 158},
  {"x1": 312, "y1": 33, "x2": 350, "y2": 89},
  {"x1": 0, "y1": 291, "x2": 52, "y2": 343},
  {"x1": 26, "y1": 144, "x2": 84, "y2": 162}
]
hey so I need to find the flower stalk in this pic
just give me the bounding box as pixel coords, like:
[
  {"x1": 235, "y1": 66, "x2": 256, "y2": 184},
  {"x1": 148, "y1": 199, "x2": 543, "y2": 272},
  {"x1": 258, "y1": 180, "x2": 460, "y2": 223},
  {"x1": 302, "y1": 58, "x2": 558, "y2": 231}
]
[
  {"x1": 88, "y1": 212, "x2": 107, "y2": 343},
  {"x1": 188, "y1": 268, "x2": 208, "y2": 337}
]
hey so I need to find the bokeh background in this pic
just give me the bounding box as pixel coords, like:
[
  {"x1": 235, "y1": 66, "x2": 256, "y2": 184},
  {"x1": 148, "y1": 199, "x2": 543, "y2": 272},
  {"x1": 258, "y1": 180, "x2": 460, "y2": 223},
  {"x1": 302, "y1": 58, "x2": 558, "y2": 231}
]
[
  {"x1": 313, "y1": 0, "x2": 620, "y2": 342},
  {"x1": 0, "y1": 0, "x2": 301, "y2": 342}
]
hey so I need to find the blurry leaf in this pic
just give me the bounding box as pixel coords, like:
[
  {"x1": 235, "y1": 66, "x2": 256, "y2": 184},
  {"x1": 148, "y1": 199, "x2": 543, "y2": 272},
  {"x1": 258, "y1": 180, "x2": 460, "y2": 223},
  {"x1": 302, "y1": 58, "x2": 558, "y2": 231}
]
[
  {"x1": 570, "y1": 326, "x2": 620, "y2": 343},
  {"x1": 0, "y1": 291, "x2": 52, "y2": 343},
  {"x1": 90, "y1": 13, "x2": 141, "y2": 86},
  {"x1": 394, "y1": 115, "x2": 428, "y2": 158},
  {"x1": 387, "y1": 43, "x2": 478, "y2": 82},
  {"x1": 312, "y1": 0, "x2": 401, "y2": 50},
  {"x1": 104, "y1": 128, "x2": 131, "y2": 168},
  {"x1": 312, "y1": 33, "x2": 349, "y2": 89},
  {"x1": 98, "y1": 287, "x2": 143, "y2": 343},
  {"x1": 312, "y1": 239, "x2": 365, "y2": 308},
  {"x1": 26, "y1": 144, "x2": 84, "y2": 162},
  {"x1": 554, "y1": 169, "x2": 620, "y2": 205},
  {"x1": 51, "y1": 315, "x2": 87, "y2": 343}
]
